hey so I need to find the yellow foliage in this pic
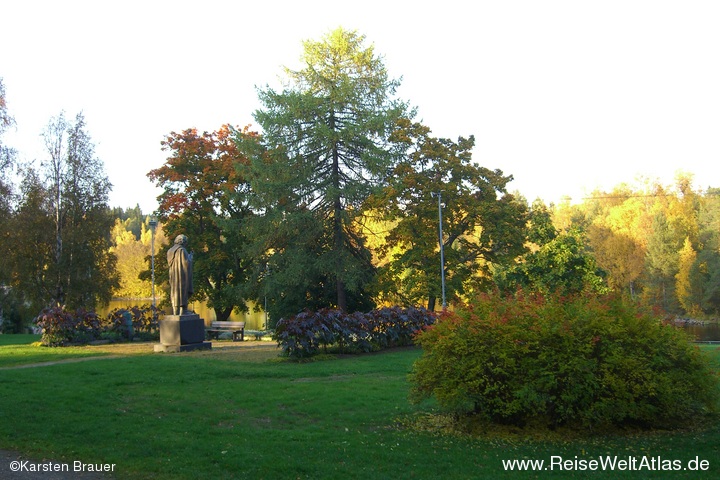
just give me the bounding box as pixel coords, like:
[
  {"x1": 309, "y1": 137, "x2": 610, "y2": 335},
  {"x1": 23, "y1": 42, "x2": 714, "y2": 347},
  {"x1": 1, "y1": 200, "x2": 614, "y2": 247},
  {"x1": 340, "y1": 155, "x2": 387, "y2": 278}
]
[
  {"x1": 676, "y1": 237, "x2": 700, "y2": 314},
  {"x1": 109, "y1": 218, "x2": 168, "y2": 299}
]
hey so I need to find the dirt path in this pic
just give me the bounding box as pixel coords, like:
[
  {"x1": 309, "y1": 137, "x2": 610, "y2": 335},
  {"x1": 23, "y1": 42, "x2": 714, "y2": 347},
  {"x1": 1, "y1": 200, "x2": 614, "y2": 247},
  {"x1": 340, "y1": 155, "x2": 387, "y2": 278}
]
[
  {"x1": 0, "y1": 355, "x2": 127, "y2": 371},
  {"x1": 0, "y1": 340, "x2": 277, "y2": 371}
]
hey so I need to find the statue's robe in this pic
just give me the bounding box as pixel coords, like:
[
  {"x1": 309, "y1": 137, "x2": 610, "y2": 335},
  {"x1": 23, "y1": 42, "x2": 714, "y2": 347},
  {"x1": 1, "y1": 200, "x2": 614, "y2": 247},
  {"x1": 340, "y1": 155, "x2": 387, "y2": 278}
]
[{"x1": 167, "y1": 243, "x2": 193, "y2": 313}]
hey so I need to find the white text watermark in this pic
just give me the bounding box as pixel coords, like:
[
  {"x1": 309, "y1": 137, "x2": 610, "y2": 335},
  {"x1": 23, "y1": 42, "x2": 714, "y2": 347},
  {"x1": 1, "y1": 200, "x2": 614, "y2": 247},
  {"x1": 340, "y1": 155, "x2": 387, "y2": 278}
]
[
  {"x1": 502, "y1": 455, "x2": 710, "y2": 472},
  {"x1": 9, "y1": 460, "x2": 116, "y2": 474}
]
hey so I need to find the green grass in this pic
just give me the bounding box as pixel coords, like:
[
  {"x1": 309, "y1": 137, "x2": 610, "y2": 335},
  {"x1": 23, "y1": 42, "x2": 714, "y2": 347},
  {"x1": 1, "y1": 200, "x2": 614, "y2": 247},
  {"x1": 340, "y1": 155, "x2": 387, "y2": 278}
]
[
  {"x1": 0, "y1": 337, "x2": 718, "y2": 479},
  {"x1": 0, "y1": 334, "x2": 113, "y2": 368}
]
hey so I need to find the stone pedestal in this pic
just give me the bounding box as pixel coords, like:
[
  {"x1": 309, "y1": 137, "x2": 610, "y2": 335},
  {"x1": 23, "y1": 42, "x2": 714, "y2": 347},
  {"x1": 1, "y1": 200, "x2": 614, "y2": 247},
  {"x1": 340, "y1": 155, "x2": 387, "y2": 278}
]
[{"x1": 154, "y1": 313, "x2": 211, "y2": 353}]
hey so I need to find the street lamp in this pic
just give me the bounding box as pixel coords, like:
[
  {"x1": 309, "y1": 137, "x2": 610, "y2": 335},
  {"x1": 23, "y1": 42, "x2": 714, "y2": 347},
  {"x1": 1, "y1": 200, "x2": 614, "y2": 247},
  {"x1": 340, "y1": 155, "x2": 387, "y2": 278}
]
[
  {"x1": 431, "y1": 192, "x2": 447, "y2": 310},
  {"x1": 264, "y1": 263, "x2": 270, "y2": 331},
  {"x1": 148, "y1": 217, "x2": 158, "y2": 319}
]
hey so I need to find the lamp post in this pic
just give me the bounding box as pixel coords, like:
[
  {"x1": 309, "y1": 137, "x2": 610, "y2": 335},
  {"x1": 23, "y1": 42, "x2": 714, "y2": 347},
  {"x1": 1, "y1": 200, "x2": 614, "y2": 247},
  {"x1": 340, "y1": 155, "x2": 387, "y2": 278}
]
[
  {"x1": 148, "y1": 217, "x2": 158, "y2": 319},
  {"x1": 431, "y1": 192, "x2": 447, "y2": 310},
  {"x1": 263, "y1": 263, "x2": 270, "y2": 331}
]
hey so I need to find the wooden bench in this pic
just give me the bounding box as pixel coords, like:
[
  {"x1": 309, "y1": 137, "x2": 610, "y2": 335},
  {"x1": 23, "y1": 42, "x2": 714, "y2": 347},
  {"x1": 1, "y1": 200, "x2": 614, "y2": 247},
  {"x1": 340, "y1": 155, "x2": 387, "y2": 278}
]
[{"x1": 205, "y1": 321, "x2": 245, "y2": 342}]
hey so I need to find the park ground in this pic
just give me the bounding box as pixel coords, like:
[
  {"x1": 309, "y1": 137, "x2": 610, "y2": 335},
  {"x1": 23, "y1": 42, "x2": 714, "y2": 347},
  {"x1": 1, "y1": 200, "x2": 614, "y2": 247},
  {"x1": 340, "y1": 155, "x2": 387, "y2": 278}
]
[{"x1": 0, "y1": 335, "x2": 718, "y2": 479}]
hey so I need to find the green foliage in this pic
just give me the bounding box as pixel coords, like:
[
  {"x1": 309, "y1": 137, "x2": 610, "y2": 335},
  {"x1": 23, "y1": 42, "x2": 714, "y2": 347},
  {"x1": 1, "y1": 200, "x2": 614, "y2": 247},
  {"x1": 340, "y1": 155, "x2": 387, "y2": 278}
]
[
  {"x1": 694, "y1": 188, "x2": 720, "y2": 314},
  {"x1": 103, "y1": 305, "x2": 159, "y2": 339},
  {"x1": 6, "y1": 112, "x2": 117, "y2": 313},
  {"x1": 0, "y1": 78, "x2": 16, "y2": 308},
  {"x1": 0, "y1": 287, "x2": 29, "y2": 333},
  {"x1": 644, "y1": 211, "x2": 683, "y2": 312},
  {"x1": 369, "y1": 119, "x2": 527, "y2": 310},
  {"x1": 245, "y1": 27, "x2": 409, "y2": 312},
  {"x1": 525, "y1": 198, "x2": 558, "y2": 245},
  {"x1": 109, "y1": 204, "x2": 144, "y2": 239},
  {"x1": 241, "y1": 205, "x2": 376, "y2": 321},
  {"x1": 274, "y1": 306, "x2": 435, "y2": 358},
  {"x1": 410, "y1": 290, "x2": 719, "y2": 429},
  {"x1": 495, "y1": 227, "x2": 608, "y2": 296},
  {"x1": 148, "y1": 125, "x2": 255, "y2": 322}
]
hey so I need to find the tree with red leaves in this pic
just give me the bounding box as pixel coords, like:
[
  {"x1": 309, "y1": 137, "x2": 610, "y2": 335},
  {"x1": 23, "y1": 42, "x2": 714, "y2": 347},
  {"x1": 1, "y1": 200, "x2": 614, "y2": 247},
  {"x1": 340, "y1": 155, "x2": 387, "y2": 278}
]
[{"x1": 148, "y1": 125, "x2": 258, "y2": 321}]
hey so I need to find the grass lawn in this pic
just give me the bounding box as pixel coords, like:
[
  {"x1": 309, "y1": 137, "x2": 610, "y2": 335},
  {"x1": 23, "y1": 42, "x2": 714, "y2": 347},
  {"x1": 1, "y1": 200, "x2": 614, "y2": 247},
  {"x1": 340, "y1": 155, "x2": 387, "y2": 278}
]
[
  {"x1": 0, "y1": 335, "x2": 718, "y2": 479},
  {"x1": 0, "y1": 334, "x2": 114, "y2": 368}
]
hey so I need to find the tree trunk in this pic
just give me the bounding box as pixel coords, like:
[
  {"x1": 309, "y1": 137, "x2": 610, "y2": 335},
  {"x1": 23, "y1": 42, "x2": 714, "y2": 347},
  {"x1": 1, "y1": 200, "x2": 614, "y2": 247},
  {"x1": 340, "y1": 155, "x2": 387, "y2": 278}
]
[
  {"x1": 214, "y1": 306, "x2": 233, "y2": 322},
  {"x1": 330, "y1": 113, "x2": 347, "y2": 312},
  {"x1": 334, "y1": 190, "x2": 347, "y2": 311},
  {"x1": 427, "y1": 296, "x2": 436, "y2": 312}
]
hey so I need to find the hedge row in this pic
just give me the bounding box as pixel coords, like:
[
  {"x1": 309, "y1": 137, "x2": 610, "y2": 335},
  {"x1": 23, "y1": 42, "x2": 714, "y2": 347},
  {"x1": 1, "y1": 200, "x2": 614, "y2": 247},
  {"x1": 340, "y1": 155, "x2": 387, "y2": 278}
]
[
  {"x1": 35, "y1": 305, "x2": 159, "y2": 346},
  {"x1": 274, "y1": 306, "x2": 436, "y2": 358}
]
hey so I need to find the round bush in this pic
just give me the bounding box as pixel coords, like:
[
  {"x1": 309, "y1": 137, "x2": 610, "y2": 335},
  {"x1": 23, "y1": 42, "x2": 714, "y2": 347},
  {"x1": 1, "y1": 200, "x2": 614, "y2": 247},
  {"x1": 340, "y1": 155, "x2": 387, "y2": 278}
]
[
  {"x1": 35, "y1": 306, "x2": 102, "y2": 346},
  {"x1": 410, "y1": 290, "x2": 719, "y2": 429}
]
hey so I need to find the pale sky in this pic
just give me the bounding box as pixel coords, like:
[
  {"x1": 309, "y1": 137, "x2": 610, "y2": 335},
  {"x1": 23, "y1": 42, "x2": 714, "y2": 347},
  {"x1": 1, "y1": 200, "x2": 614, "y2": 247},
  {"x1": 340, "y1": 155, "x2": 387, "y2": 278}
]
[{"x1": 2, "y1": 0, "x2": 719, "y2": 213}]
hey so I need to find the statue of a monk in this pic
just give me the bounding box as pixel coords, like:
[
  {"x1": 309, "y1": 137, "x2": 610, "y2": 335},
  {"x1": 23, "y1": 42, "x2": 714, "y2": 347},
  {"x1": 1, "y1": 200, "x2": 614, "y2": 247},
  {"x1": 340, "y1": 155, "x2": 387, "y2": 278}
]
[{"x1": 167, "y1": 234, "x2": 193, "y2": 315}]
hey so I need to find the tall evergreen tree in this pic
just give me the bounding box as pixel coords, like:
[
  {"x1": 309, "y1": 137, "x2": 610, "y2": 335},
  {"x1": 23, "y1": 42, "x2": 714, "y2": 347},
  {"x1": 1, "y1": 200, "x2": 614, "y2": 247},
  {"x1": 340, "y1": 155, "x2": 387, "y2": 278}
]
[{"x1": 245, "y1": 28, "x2": 409, "y2": 313}]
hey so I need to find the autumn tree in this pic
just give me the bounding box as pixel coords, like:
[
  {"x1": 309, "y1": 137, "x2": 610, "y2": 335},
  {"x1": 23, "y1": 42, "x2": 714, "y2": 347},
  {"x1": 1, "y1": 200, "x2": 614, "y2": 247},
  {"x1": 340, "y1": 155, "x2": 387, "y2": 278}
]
[
  {"x1": 692, "y1": 188, "x2": 720, "y2": 314},
  {"x1": 110, "y1": 216, "x2": 167, "y2": 299},
  {"x1": 8, "y1": 112, "x2": 117, "y2": 312},
  {"x1": 551, "y1": 196, "x2": 588, "y2": 233},
  {"x1": 110, "y1": 204, "x2": 145, "y2": 239},
  {"x1": 644, "y1": 211, "x2": 684, "y2": 312},
  {"x1": 369, "y1": 119, "x2": 527, "y2": 310},
  {"x1": 567, "y1": 176, "x2": 720, "y2": 315},
  {"x1": 148, "y1": 125, "x2": 255, "y2": 321},
  {"x1": 588, "y1": 225, "x2": 645, "y2": 296},
  {"x1": 675, "y1": 237, "x2": 701, "y2": 314},
  {"x1": 243, "y1": 28, "x2": 409, "y2": 314},
  {"x1": 584, "y1": 191, "x2": 648, "y2": 297}
]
